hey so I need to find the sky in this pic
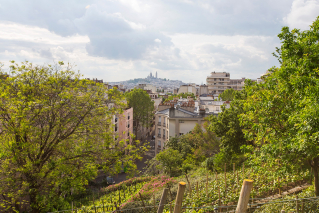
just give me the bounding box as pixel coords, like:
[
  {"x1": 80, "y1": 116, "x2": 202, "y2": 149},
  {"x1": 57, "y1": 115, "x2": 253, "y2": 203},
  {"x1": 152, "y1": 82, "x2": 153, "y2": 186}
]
[{"x1": 0, "y1": 0, "x2": 318, "y2": 84}]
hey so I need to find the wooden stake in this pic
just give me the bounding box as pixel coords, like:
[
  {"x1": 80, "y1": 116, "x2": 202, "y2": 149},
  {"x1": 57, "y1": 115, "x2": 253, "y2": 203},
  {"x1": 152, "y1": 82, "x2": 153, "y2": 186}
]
[
  {"x1": 102, "y1": 199, "x2": 105, "y2": 212},
  {"x1": 93, "y1": 195, "x2": 97, "y2": 213},
  {"x1": 224, "y1": 163, "x2": 227, "y2": 194},
  {"x1": 196, "y1": 181, "x2": 199, "y2": 197},
  {"x1": 139, "y1": 192, "x2": 147, "y2": 212},
  {"x1": 206, "y1": 172, "x2": 208, "y2": 197},
  {"x1": 296, "y1": 196, "x2": 299, "y2": 213},
  {"x1": 153, "y1": 193, "x2": 156, "y2": 212},
  {"x1": 235, "y1": 179, "x2": 253, "y2": 213},
  {"x1": 237, "y1": 171, "x2": 239, "y2": 185},
  {"x1": 157, "y1": 188, "x2": 168, "y2": 213},
  {"x1": 173, "y1": 182, "x2": 186, "y2": 213},
  {"x1": 185, "y1": 174, "x2": 192, "y2": 195}
]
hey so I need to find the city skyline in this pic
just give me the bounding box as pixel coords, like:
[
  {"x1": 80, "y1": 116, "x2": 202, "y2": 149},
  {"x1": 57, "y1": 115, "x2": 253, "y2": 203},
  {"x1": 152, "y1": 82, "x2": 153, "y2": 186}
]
[{"x1": 0, "y1": 0, "x2": 318, "y2": 84}]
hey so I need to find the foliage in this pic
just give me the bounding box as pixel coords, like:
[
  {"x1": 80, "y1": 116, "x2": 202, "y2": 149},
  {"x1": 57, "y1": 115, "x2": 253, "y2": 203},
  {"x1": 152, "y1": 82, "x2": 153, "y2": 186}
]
[
  {"x1": 155, "y1": 148, "x2": 183, "y2": 176},
  {"x1": 218, "y1": 88, "x2": 235, "y2": 101},
  {"x1": 240, "y1": 16, "x2": 319, "y2": 195},
  {"x1": 208, "y1": 91, "x2": 249, "y2": 170},
  {"x1": 125, "y1": 88, "x2": 155, "y2": 137},
  {"x1": 166, "y1": 123, "x2": 219, "y2": 166},
  {"x1": 0, "y1": 61, "x2": 146, "y2": 212}
]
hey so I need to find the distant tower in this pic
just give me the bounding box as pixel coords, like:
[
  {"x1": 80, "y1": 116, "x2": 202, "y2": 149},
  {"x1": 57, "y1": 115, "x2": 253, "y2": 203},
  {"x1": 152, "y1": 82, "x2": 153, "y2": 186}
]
[
  {"x1": 156, "y1": 71, "x2": 158, "y2": 78},
  {"x1": 150, "y1": 72, "x2": 152, "y2": 78}
]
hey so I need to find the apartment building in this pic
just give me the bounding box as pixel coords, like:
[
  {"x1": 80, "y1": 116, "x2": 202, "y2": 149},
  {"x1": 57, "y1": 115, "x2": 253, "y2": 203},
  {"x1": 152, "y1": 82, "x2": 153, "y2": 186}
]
[
  {"x1": 113, "y1": 107, "x2": 133, "y2": 144},
  {"x1": 206, "y1": 72, "x2": 245, "y2": 95},
  {"x1": 178, "y1": 85, "x2": 196, "y2": 95},
  {"x1": 154, "y1": 105, "x2": 213, "y2": 154}
]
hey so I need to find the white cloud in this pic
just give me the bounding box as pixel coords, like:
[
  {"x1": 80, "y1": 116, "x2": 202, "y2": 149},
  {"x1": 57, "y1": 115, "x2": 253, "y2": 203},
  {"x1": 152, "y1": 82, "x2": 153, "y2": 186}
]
[{"x1": 283, "y1": 0, "x2": 319, "y2": 30}]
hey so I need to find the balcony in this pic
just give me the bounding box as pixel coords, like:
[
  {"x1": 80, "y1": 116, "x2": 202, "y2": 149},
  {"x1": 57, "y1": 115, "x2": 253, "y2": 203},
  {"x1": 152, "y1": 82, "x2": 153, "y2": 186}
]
[
  {"x1": 157, "y1": 134, "x2": 161, "y2": 138},
  {"x1": 163, "y1": 122, "x2": 166, "y2": 127},
  {"x1": 163, "y1": 135, "x2": 166, "y2": 139},
  {"x1": 158, "y1": 122, "x2": 161, "y2": 126}
]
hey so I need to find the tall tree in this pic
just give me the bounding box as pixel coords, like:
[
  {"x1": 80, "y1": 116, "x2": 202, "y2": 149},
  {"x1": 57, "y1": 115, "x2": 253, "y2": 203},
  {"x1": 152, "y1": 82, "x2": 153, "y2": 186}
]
[
  {"x1": 0, "y1": 61, "x2": 145, "y2": 212},
  {"x1": 125, "y1": 88, "x2": 154, "y2": 138},
  {"x1": 218, "y1": 88, "x2": 235, "y2": 101},
  {"x1": 240, "y1": 17, "x2": 319, "y2": 195},
  {"x1": 208, "y1": 91, "x2": 249, "y2": 159}
]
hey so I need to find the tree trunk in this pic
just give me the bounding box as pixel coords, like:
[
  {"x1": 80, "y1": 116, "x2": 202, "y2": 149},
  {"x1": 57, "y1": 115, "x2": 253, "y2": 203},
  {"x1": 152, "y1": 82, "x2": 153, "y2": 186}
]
[{"x1": 312, "y1": 158, "x2": 319, "y2": 196}]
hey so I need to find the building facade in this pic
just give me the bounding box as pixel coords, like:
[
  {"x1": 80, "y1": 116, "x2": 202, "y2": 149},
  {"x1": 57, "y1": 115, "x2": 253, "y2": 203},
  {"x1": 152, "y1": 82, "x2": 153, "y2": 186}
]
[
  {"x1": 113, "y1": 107, "x2": 133, "y2": 144},
  {"x1": 154, "y1": 106, "x2": 211, "y2": 154},
  {"x1": 206, "y1": 72, "x2": 245, "y2": 95}
]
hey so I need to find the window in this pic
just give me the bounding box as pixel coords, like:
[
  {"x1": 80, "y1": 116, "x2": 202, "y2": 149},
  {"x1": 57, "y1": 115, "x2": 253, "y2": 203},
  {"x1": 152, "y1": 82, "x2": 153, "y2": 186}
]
[
  {"x1": 115, "y1": 124, "x2": 118, "y2": 132},
  {"x1": 158, "y1": 128, "x2": 161, "y2": 137},
  {"x1": 158, "y1": 116, "x2": 161, "y2": 125},
  {"x1": 128, "y1": 113, "x2": 130, "y2": 120},
  {"x1": 179, "y1": 133, "x2": 184, "y2": 136},
  {"x1": 158, "y1": 141, "x2": 161, "y2": 147},
  {"x1": 216, "y1": 107, "x2": 220, "y2": 111},
  {"x1": 127, "y1": 132, "x2": 130, "y2": 137},
  {"x1": 127, "y1": 122, "x2": 130, "y2": 128},
  {"x1": 179, "y1": 120, "x2": 184, "y2": 123},
  {"x1": 115, "y1": 117, "x2": 118, "y2": 122}
]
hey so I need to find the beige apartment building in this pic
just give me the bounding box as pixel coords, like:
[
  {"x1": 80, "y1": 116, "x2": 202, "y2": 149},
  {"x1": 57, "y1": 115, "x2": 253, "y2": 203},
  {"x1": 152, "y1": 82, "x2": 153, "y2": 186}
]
[
  {"x1": 154, "y1": 106, "x2": 211, "y2": 154},
  {"x1": 206, "y1": 72, "x2": 245, "y2": 95}
]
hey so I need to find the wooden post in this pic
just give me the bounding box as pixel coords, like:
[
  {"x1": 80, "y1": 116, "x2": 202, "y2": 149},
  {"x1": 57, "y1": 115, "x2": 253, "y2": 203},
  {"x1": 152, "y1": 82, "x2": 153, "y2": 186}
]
[
  {"x1": 296, "y1": 196, "x2": 299, "y2": 213},
  {"x1": 173, "y1": 182, "x2": 186, "y2": 213},
  {"x1": 196, "y1": 181, "x2": 199, "y2": 197},
  {"x1": 206, "y1": 172, "x2": 209, "y2": 197},
  {"x1": 236, "y1": 179, "x2": 253, "y2": 213},
  {"x1": 139, "y1": 192, "x2": 147, "y2": 212},
  {"x1": 218, "y1": 186, "x2": 221, "y2": 213},
  {"x1": 93, "y1": 195, "x2": 97, "y2": 213},
  {"x1": 224, "y1": 163, "x2": 227, "y2": 196},
  {"x1": 185, "y1": 174, "x2": 192, "y2": 195},
  {"x1": 157, "y1": 188, "x2": 168, "y2": 213},
  {"x1": 237, "y1": 171, "x2": 239, "y2": 185},
  {"x1": 102, "y1": 199, "x2": 105, "y2": 213},
  {"x1": 153, "y1": 193, "x2": 156, "y2": 212}
]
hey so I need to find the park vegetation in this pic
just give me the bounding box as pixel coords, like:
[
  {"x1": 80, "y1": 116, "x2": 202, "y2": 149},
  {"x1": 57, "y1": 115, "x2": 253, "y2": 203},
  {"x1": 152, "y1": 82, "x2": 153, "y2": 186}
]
[{"x1": 0, "y1": 61, "x2": 147, "y2": 212}]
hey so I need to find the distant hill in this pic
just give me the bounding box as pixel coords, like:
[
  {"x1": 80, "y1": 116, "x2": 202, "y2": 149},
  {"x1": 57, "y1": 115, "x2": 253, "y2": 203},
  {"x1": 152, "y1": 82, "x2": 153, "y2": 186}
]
[{"x1": 108, "y1": 77, "x2": 186, "y2": 88}]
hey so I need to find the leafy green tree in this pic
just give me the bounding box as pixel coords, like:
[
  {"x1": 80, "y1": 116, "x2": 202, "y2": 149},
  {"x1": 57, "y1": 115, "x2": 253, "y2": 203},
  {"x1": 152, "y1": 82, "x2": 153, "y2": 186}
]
[
  {"x1": 240, "y1": 17, "x2": 319, "y2": 195},
  {"x1": 166, "y1": 123, "x2": 219, "y2": 164},
  {"x1": 208, "y1": 92, "x2": 249, "y2": 159},
  {"x1": 155, "y1": 148, "x2": 183, "y2": 176},
  {"x1": 218, "y1": 88, "x2": 235, "y2": 101},
  {"x1": 125, "y1": 89, "x2": 154, "y2": 138},
  {"x1": 0, "y1": 61, "x2": 145, "y2": 212}
]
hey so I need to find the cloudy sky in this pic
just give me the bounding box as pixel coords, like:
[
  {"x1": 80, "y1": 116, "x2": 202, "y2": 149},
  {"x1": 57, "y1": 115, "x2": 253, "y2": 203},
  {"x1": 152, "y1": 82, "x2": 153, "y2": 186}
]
[{"x1": 0, "y1": 0, "x2": 318, "y2": 84}]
